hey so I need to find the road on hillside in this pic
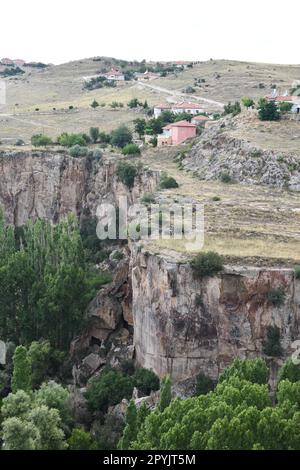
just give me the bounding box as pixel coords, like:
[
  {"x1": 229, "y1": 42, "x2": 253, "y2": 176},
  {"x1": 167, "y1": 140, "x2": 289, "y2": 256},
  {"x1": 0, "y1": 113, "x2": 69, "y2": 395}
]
[{"x1": 137, "y1": 82, "x2": 225, "y2": 109}]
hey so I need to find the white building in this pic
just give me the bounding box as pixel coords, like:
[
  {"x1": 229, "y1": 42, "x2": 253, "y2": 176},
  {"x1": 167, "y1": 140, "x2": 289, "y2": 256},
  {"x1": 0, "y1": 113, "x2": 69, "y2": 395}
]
[{"x1": 154, "y1": 101, "x2": 205, "y2": 118}]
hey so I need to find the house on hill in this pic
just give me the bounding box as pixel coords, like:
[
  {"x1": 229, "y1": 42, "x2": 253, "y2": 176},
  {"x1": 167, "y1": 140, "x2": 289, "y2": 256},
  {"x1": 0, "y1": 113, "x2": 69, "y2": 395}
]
[
  {"x1": 135, "y1": 71, "x2": 160, "y2": 81},
  {"x1": 101, "y1": 68, "x2": 125, "y2": 81},
  {"x1": 1, "y1": 58, "x2": 14, "y2": 66},
  {"x1": 154, "y1": 101, "x2": 204, "y2": 118},
  {"x1": 191, "y1": 115, "x2": 210, "y2": 126},
  {"x1": 157, "y1": 120, "x2": 197, "y2": 146},
  {"x1": 266, "y1": 90, "x2": 300, "y2": 114}
]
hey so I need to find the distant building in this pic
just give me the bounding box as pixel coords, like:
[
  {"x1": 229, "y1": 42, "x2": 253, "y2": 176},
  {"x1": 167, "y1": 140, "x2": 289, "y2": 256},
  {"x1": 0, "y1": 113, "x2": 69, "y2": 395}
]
[
  {"x1": 154, "y1": 101, "x2": 204, "y2": 118},
  {"x1": 191, "y1": 115, "x2": 210, "y2": 125},
  {"x1": 135, "y1": 71, "x2": 161, "y2": 81},
  {"x1": 1, "y1": 58, "x2": 14, "y2": 66},
  {"x1": 266, "y1": 90, "x2": 300, "y2": 114},
  {"x1": 158, "y1": 120, "x2": 197, "y2": 146},
  {"x1": 101, "y1": 68, "x2": 125, "y2": 81},
  {"x1": 13, "y1": 59, "x2": 26, "y2": 66}
]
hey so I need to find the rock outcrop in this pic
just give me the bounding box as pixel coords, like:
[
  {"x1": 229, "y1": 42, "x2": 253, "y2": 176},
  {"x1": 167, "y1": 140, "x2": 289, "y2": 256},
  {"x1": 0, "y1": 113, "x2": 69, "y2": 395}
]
[
  {"x1": 0, "y1": 150, "x2": 160, "y2": 225},
  {"x1": 184, "y1": 118, "x2": 300, "y2": 190},
  {"x1": 132, "y1": 246, "x2": 300, "y2": 382}
]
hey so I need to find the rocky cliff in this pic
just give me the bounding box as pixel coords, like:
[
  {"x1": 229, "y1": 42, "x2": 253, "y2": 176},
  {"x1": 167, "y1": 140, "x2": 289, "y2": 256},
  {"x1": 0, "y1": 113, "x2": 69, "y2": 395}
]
[
  {"x1": 132, "y1": 246, "x2": 300, "y2": 382},
  {"x1": 0, "y1": 150, "x2": 160, "y2": 225},
  {"x1": 183, "y1": 118, "x2": 300, "y2": 190}
]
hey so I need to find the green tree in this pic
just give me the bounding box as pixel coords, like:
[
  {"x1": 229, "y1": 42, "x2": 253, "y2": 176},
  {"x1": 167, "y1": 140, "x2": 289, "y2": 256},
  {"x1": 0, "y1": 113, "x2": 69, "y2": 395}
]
[
  {"x1": 134, "y1": 118, "x2": 146, "y2": 138},
  {"x1": 242, "y1": 97, "x2": 255, "y2": 108},
  {"x1": 110, "y1": 126, "x2": 133, "y2": 148},
  {"x1": 133, "y1": 368, "x2": 160, "y2": 396},
  {"x1": 27, "y1": 405, "x2": 67, "y2": 450},
  {"x1": 279, "y1": 102, "x2": 293, "y2": 113},
  {"x1": 68, "y1": 428, "x2": 96, "y2": 450},
  {"x1": 91, "y1": 99, "x2": 99, "y2": 109},
  {"x1": 31, "y1": 134, "x2": 53, "y2": 147},
  {"x1": 278, "y1": 359, "x2": 300, "y2": 383},
  {"x1": 190, "y1": 251, "x2": 224, "y2": 278},
  {"x1": 223, "y1": 101, "x2": 241, "y2": 116},
  {"x1": 258, "y1": 99, "x2": 280, "y2": 121},
  {"x1": 159, "y1": 375, "x2": 172, "y2": 412},
  {"x1": 116, "y1": 162, "x2": 137, "y2": 188},
  {"x1": 118, "y1": 400, "x2": 138, "y2": 450},
  {"x1": 11, "y1": 345, "x2": 32, "y2": 393},
  {"x1": 219, "y1": 358, "x2": 269, "y2": 385},
  {"x1": 89, "y1": 127, "x2": 100, "y2": 143},
  {"x1": 1, "y1": 390, "x2": 32, "y2": 420},
  {"x1": 122, "y1": 143, "x2": 141, "y2": 155},
  {"x1": 2, "y1": 417, "x2": 40, "y2": 450}
]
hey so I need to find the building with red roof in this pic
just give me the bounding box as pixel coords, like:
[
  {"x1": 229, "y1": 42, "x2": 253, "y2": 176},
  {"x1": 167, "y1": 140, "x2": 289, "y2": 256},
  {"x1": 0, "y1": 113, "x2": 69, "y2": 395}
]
[
  {"x1": 158, "y1": 120, "x2": 197, "y2": 146},
  {"x1": 154, "y1": 101, "x2": 204, "y2": 118}
]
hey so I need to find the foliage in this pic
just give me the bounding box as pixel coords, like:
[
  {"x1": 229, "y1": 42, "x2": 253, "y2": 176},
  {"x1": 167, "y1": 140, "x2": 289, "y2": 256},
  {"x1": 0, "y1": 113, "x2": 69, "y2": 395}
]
[
  {"x1": 190, "y1": 251, "x2": 224, "y2": 278},
  {"x1": 2, "y1": 417, "x2": 40, "y2": 450},
  {"x1": 118, "y1": 400, "x2": 138, "y2": 450},
  {"x1": 27, "y1": 340, "x2": 63, "y2": 389},
  {"x1": 57, "y1": 132, "x2": 88, "y2": 147},
  {"x1": 278, "y1": 360, "x2": 300, "y2": 384},
  {"x1": 91, "y1": 99, "x2": 99, "y2": 109},
  {"x1": 116, "y1": 162, "x2": 137, "y2": 188},
  {"x1": 110, "y1": 126, "x2": 133, "y2": 148},
  {"x1": 267, "y1": 288, "x2": 285, "y2": 306},
  {"x1": 242, "y1": 97, "x2": 255, "y2": 108},
  {"x1": 0, "y1": 213, "x2": 102, "y2": 350},
  {"x1": 89, "y1": 127, "x2": 100, "y2": 143},
  {"x1": 128, "y1": 98, "x2": 143, "y2": 108},
  {"x1": 11, "y1": 346, "x2": 32, "y2": 393},
  {"x1": 258, "y1": 99, "x2": 280, "y2": 121},
  {"x1": 196, "y1": 373, "x2": 215, "y2": 396},
  {"x1": 133, "y1": 369, "x2": 160, "y2": 396},
  {"x1": 69, "y1": 144, "x2": 89, "y2": 157},
  {"x1": 122, "y1": 143, "x2": 141, "y2": 156},
  {"x1": 0, "y1": 66, "x2": 25, "y2": 77},
  {"x1": 85, "y1": 368, "x2": 134, "y2": 412},
  {"x1": 223, "y1": 101, "x2": 241, "y2": 116},
  {"x1": 159, "y1": 375, "x2": 172, "y2": 412},
  {"x1": 31, "y1": 134, "x2": 53, "y2": 147},
  {"x1": 160, "y1": 175, "x2": 179, "y2": 189},
  {"x1": 263, "y1": 326, "x2": 283, "y2": 357},
  {"x1": 279, "y1": 102, "x2": 293, "y2": 113},
  {"x1": 219, "y1": 358, "x2": 269, "y2": 385},
  {"x1": 68, "y1": 428, "x2": 96, "y2": 450},
  {"x1": 94, "y1": 414, "x2": 125, "y2": 450},
  {"x1": 27, "y1": 405, "x2": 67, "y2": 450},
  {"x1": 134, "y1": 118, "x2": 146, "y2": 138},
  {"x1": 220, "y1": 171, "x2": 233, "y2": 183},
  {"x1": 1, "y1": 390, "x2": 32, "y2": 420},
  {"x1": 294, "y1": 266, "x2": 300, "y2": 280}
]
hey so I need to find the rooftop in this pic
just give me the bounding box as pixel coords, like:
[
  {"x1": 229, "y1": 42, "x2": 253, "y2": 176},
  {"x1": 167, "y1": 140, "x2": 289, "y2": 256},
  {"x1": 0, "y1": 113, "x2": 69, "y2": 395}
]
[{"x1": 163, "y1": 120, "x2": 197, "y2": 129}]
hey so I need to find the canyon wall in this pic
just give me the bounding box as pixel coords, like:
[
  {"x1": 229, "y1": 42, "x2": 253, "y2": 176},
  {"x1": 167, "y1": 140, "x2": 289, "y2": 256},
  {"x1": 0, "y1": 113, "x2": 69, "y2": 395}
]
[
  {"x1": 132, "y1": 246, "x2": 300, "y2": 382},
  {"x1": 0, "y1": 151, "x2": 160, "y2": 225}
]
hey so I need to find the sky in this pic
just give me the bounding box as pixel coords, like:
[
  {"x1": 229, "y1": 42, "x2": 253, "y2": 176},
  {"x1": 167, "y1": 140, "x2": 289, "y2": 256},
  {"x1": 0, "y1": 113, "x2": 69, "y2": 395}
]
[{"x1": 1, "y1": 0, "x2": 300, "y2": 65}]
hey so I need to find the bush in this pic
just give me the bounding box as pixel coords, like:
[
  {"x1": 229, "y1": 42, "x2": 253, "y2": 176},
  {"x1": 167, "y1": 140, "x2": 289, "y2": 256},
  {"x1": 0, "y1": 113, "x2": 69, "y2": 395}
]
[
  {"x1": 85, "y1": 368, "x2": 134, "y2": 412},
  {"x1": 116, "y1": 162, "x2": 137, "y2": 188},
  {"x1": 160, "y1": 175, "x2": 179, "y2": 189},
  {"x1": 294, "y1": 266, "x2": 300, "y2": 279},
  {"x1": 279, "y1": 102, "x2": 293, "y2": 113},
  {"x1": 68, "y1": 429, "x2": 96, "y2": 450},
  {"x1": 57, "y1": 133, "x2": 87, "y2": 147},
  {"x1": 278, "y1": 359, "x2": 300, "y2": 383},
  {"x1": 195, "y1": 373, "x2": 215, "y2": 395},
  {"x1": 122, "y1": 143, "x2": 141, "y2": 156},
  {"x1": 190, "y1": 251, "x2": 223, "y2": 278},
  {"x1": 133, "y1": 369, "x2": 160, "y2": 395},
  {"x1": 242, "y1": 97, "x2": 255, "y2": 108},
  {"x1": 263, "y1": 326, "x2": 283, "y2": 357},
  {"x1": 89, "y1": 127, "x2": 100, "y2": 143},
  {"x1": 223, "y1": 101, "x2": 241, "y2": 116},
  {"x1": 88, "y1": 148, "x2": 102, "y2": 161},
  {"x1": 110, "y1": 126, "x2": 133, "y2": 148},
  {"x1": 69, "y1": 145, "x2": 89, "y2": 157},
  {"x1": 219, "y1": 171, "x2": 233, "y2": 183},
  {"x1": 267, "y1": 287, "x2": 285, "y2": 306},
  {"x1": 141, "y1": 193, "x2": 155, "y2": 204},
  {"x1": 31, "y1": 134, "x2": 53, "y2": 147}
]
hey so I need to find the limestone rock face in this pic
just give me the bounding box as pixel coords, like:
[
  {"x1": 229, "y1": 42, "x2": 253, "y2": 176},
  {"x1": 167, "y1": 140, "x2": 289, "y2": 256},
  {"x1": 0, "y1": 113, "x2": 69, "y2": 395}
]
[
  {"x1": 0, "y1": 151, "x2": 160, "y2": 225},
  {"x1": 132, "y1": 247, "x2": 300, "y2": 382}
]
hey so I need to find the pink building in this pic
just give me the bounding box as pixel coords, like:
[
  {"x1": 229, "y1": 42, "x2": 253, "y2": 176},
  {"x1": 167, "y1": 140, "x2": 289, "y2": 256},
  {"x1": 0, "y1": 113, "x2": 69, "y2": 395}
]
[{"x1": 158, "y1": 120, "x2": 197, "y2": 146}]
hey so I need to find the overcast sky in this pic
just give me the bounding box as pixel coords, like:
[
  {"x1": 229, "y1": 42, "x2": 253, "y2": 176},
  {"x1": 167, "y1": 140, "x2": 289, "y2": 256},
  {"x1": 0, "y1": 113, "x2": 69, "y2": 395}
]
[{"x1": 1, "y1": 0, "x2": 299, "y2": 65}]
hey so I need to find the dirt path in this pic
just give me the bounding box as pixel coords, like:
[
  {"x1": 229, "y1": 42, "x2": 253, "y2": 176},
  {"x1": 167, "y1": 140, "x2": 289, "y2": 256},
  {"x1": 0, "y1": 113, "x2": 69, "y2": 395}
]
[{"x1": 137, "y1": 82, "x2": 225, "y2": 108}]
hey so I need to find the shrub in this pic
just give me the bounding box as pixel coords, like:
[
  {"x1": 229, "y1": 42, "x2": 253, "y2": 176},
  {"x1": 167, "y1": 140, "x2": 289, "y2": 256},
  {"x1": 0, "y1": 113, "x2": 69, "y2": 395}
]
[
  {"x1": 219, "y1": 358, "x2": 269, "y2": 385},
  {"x1": 190, "y1": 251, "x2": 223, "y2": 278},
  {"x1": 263, "y1": 326, "x2": 283, "y2": 357},
  {"x1": 160, "y1": 175, "x2": 179, "y2": 189},
  {"x1": 141, "y1": 193, "x2": 155, "y2": 204},
  {"x1": 133, "y1": 368, "x2": 160, "y2": 395},
  {"x1": 88, "y1": 148, "x2": 102, "y2": 161},
  {"x1": 57, "y1": 133, "x2": 87, "y2": 147},
  {"x1": 85, "y1": 368, "x2": 134, "y2": 412},
  {"x1": 278, "y1": 359, "x2": 300, "y2": 383},
  {"x1": 116, "y1": 162, "x2": 137, "y2": 188},
  {"x1": 242, "y1": 97, "x2": 255, "y2": 108},
  {"x1": 31, "y1": 134, "x2": 53, "y2": 147},
  {"x1": 91, "y1": 100, "x2": 99, "y2": 109},
  {"x1": 267, "y1": 287, "x2": 285, "y2": 306},
  {"x1": 122, "y1": 143, "x2": 141, "y2": 155},
  {"x1": 279, "y1": 102, "x2": 293, "y2": 113},
  {"x1": 69, "y1": 145, "x2": 89, "y2": 157},
  {"x1": 294, "y1": 266, "x2": 300, "y2": 279},
  {"x1": 212, "y1": 196, "x2": 221, "y2": 201},
  {"x1": 12, "y1": 346, "x2": 32, "y2": 393},
  {"x1": 89, "y1": 127, "x2": 100, "y2": 143},
  {"x1": 15, "y1": 139, "x2": 25, "y2": 146},
  {"x1": 68, "y1": 429, "x2": 96, "y2": 450},
  {"x1": 223, "y1": 101, "x2": 241, "y2": 116},
  {"x1": 219, "y1": 171, "x2": 233, "y2": 183},
  {"x1": 195, "y1": 373, "x2": 215, "y2": 395},
  {"x1": 128, "y1": 98, "x2": 142, "y2": 108},
  {"x1": 110, "y1": 126, "x2": 133, "y2": 148}
]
